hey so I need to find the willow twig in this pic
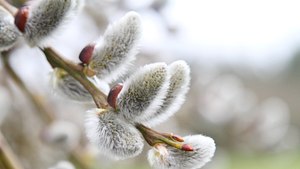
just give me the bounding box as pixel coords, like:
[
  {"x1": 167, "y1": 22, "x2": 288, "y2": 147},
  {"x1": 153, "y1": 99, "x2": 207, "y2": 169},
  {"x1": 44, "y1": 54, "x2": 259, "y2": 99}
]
[
  {"x1": 0, "y1": 0, "x2": 108, "y2": 168},
  {"x1": 0, "y1": 0, "x2": 17, "y2": 15},
  {"x1": 42, "y1": 47, "x2": 108, "y2": 108},
  {"x1": 0, "y1": 131, "x2": 24, "y2": 169}
]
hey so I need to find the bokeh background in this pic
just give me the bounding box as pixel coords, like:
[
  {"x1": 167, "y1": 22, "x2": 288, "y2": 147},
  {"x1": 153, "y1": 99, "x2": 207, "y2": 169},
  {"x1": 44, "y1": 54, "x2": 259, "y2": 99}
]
[{"x1": 1, "y1": 0, "x2": 300, "y2": 169}]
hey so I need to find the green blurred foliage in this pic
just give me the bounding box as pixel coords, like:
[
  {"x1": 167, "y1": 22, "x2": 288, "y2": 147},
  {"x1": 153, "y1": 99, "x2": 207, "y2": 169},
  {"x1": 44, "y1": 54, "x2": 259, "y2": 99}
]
[{"x1": 230, "y1": 151, "x2": 300, "y2": 169}]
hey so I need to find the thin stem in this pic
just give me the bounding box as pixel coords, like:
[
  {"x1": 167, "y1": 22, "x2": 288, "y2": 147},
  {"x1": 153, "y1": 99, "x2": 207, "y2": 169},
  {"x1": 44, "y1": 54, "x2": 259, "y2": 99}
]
[
  {"x1": 136, "y1": 123, "x2": 189, "y2": 151},
  {"x1": 0, "y1": 0, "x2": 17, "y2": 15},
  {"x1": 42, "y1": 47, "x2": 109, "y2": 109},
  {"x1": 0, "y1": 131, "x2": 24, "y2": 169}
]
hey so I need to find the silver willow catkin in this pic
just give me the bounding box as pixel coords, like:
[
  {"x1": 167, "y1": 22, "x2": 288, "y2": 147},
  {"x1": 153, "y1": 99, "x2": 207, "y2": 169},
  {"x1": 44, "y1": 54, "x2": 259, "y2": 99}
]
[
  {"x1": 23, "y1": 0, "x2": 80, "y2": 46},
  {"x1": 84, "y1": 108, "x2": 144, "y2": 160},
  {"x1": 117, "y1": 62, "x2": 170, "y2": 123},
  {"x1": 80, "y1": 11, "x2": 141, "y2": 83},
  {"x1": 143, "y1": 60, "x2": 191, "y2": 126},
  {"x1": 148, "y1": 135, "x2": 216, "y2": 169}
]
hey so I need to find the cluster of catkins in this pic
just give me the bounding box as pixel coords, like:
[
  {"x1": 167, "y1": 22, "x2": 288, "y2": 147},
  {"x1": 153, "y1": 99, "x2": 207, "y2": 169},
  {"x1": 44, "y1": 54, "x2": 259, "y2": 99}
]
[{"x1": 0, "y1": 0, "x2": 216, "y2": 168}]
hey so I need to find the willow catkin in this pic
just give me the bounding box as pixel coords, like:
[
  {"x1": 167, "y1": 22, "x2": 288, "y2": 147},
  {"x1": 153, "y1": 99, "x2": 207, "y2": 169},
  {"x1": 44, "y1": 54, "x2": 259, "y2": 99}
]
[
  {"x1": 84, "y1": 109, "x2": 144, "y2": 160},
  {"x1": 143, "y1": 60, "x2": 191, "y2": 126},
  {"x1": 148, "y1": 135, "x2": 216, "y2": 169},
  {"x1": 117, "y1": 63, "x2": 170, "y2": 123},
  {"x1": 85, "y1": 11, "x2": 141, "y2": 82},
  {"x1": 23, "y1": 0, "x2": 80, "y2": 46}
]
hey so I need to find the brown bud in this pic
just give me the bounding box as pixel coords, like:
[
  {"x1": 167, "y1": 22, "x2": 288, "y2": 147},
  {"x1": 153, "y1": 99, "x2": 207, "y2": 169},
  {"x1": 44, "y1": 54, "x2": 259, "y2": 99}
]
[
  {"x1": 79, "y1": 44, "x2": 95, "y2": 64},
  {"x1": 181, "y1": 144, "x2": 194, "y2": 151},
  {"x1": 14, "y1": 6, "x2": 29, "y2": 33},
  {"x1": 107, "y1": 83, "x2": 123, "y2": 109}
]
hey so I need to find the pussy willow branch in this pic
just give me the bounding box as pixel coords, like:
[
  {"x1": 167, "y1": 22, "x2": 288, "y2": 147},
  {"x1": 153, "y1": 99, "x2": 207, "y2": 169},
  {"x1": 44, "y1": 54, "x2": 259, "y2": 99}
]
[
  {"x1": 42, "y1": 47, "x2": 108, "y2": 108},
  {"x1": 0, "y1": 131, "x2": 24, "y2": 169},
  {"x1": 0, "y1": 2, "x2": 105, "y2": 168},
  {"x1": 41, "y1": 48, "x2": 185, "y2": 150},
  {"x1": 1, "y1": 0, "x2": 109, "y2": 109},
  {"x1": 0, "y1": 0, "x2": 108, "y2": 109},
  {"x1": 1, "y1": 0, "x2": 186, "y2": 159}
]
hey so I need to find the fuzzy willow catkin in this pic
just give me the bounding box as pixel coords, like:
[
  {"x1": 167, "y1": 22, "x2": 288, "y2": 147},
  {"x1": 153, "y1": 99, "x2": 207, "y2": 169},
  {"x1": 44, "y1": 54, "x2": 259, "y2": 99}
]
[
  {"x1": 81, "y1": 11, "x2": 141, "y2": 82},
  {"x1": 23, "y1": 0, "x2": 79, "y2": 46},
  {"x1": 84, "y1": 109, "x2": 144, "y2": 160},
  {"x1": 148, "y1": 135, "x2": 216, "y2": 169},
  {"x1": 117, "y1": 63, "x2": 170, "y2": 123},
  {"x1": 143, "y1": 60, "x2": 191, "y2": 126}
]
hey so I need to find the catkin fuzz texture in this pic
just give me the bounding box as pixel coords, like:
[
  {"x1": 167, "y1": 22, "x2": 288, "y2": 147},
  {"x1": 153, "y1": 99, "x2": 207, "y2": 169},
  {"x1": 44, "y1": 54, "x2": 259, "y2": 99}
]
[
  {"x1": 24, "y1": 0, "x2": 79, "y2": 46},
  {"x1": 88, "y1": 11, "x2": 142, "y2": 82},
  {"x1": 144, "y1": 60, "x2": 191, "y2": 126},
  {"x1": 148, "y1": 135, "x2": 216, "y2": 169},
  {"x1": 84, "y1": 109, "x2": 144, "y2": 160},
  {"x1": 117, "y1": 63, "x2": 170, "y2": 123}
]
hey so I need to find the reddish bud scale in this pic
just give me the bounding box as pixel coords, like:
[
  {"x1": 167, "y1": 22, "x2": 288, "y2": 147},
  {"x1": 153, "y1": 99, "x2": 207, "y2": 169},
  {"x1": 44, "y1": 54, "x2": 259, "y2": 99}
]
[
  {"x1": 182, "y1": 144, "x2": 194, "y2": 151},
  {"x1": 171, "y1": 134, "x2": 184, "y2": 142},
  {"x1": 79, "y1": 44, "x2": 95, "y2": 64},
  {"x1": 107, "y1": 83, "x2": 123, "y2": 109},
  {"x1": 14, "y1": 6, "x2": 29, "y2": 33}
]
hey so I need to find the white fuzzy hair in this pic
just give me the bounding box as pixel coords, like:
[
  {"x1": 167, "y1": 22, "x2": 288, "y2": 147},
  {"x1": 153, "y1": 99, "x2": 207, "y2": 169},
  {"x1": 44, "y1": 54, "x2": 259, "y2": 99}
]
[
  {"x1": 24, "y1": 0, "x2": 80, "y2": 46},
  {"x1": 148, "y1": 135, "x2": 216, "y2": 169},
  {"x1": 90, "y1": 11, "x2": 141, "y2": 83},
  {"x1": 84, "y1": 108, "x2": 144, "y2": 160},
  {"x1": 117, "y1": 62, "x2": 170, "y2": 123},
  {"x1": 144, "y1": 60, "x2": 191, "y2": 126}
]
